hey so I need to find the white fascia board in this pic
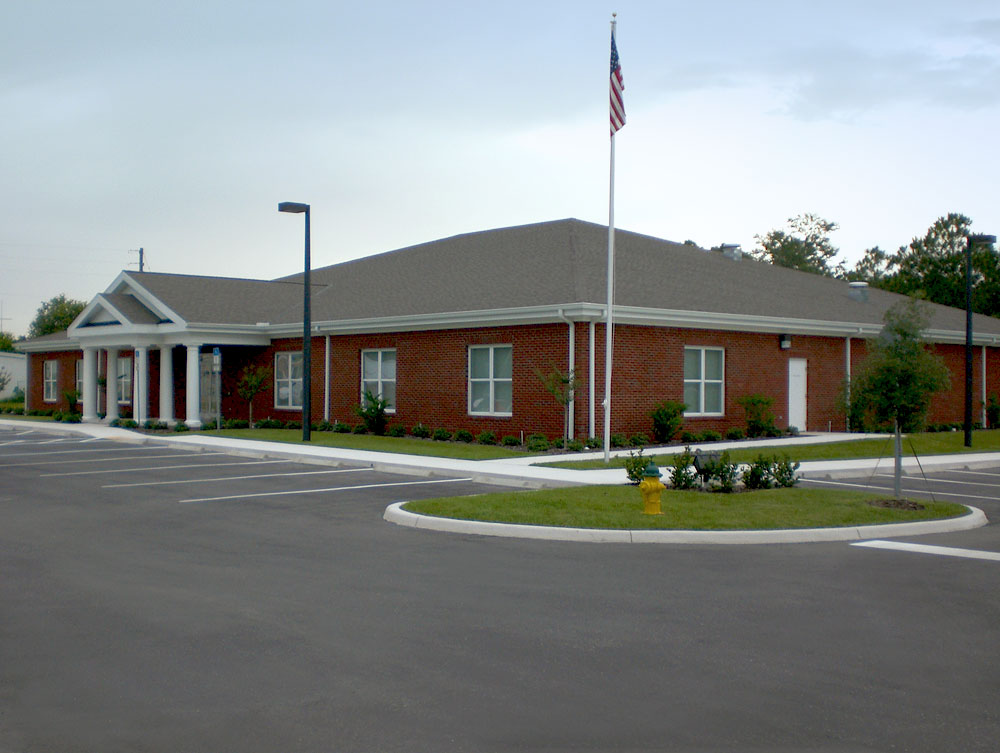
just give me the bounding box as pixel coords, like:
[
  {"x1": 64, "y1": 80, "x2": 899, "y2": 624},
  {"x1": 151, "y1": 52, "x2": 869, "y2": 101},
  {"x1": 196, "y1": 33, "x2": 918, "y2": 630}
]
[{"x1": 16, "y1": 337, "x2": 80, "y2": 353}]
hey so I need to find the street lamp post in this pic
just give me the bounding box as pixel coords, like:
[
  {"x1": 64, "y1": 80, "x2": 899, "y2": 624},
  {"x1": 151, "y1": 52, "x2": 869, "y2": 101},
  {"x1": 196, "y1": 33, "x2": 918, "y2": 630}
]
[
  {"x1": 278, "y1": 201, "x2": 312, "y2": 442},
  {"x1": 964, "y1": 233, "x2": 997, "y2": 448}
]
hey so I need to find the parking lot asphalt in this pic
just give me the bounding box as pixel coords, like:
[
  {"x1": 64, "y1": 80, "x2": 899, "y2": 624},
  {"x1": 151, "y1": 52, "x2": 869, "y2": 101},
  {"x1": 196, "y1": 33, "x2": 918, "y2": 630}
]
[{"x1": 3, "y1": 422, "x2": 1000, "y2": 752}]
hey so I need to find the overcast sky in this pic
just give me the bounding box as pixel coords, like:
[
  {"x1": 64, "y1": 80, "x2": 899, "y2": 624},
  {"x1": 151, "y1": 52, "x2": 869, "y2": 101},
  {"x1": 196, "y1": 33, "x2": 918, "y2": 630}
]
[{"x1": 2, "y1": 0, "x2": 998, "y2": 336}]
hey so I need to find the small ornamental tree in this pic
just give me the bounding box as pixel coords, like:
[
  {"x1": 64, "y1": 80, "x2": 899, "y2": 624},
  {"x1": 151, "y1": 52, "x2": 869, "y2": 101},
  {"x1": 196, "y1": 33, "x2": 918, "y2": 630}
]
[
  {"x1": 535, "y1": 365, "x2": 582, "y2": 443},
  {"x1": 850, "y1": 298, "x2": 950, "y2": 498},
  {"x1": 236, "y1": 365, "x2": 272, "y2": 427}
]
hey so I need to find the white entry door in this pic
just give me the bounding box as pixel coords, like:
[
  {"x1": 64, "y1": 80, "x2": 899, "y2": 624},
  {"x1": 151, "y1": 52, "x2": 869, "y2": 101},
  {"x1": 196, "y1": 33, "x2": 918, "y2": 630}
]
[{"x1": 788, "y1": 358, "x2": 807, "y2": 432}]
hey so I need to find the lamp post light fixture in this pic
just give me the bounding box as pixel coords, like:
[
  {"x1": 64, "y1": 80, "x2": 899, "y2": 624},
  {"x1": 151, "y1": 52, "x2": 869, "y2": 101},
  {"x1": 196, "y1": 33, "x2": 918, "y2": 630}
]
[
  {"x1": 964, "y1": 233, "x2": 997, "y2": 448},
  {"x1": 278, "y1": 201, "x2": 312, "y2": 442}
]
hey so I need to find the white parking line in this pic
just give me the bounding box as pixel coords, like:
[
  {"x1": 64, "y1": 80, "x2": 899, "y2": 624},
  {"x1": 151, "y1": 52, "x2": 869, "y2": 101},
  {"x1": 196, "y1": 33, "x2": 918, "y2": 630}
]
[
  {"x1": 0, "y1": 446, "x2": 180, "y2": 459},
  {"x1": 40, "y1": 460, "x2": 287, "y2": 477},
  {"x1": 179, "y1": 477, "x2": 474, "y2": 504},
  {"x1": 104, "y1": 467, "x2": 368, "y2": 488},
  {"x1": 803, "y1": 478, "x2": 1000, "y2": 502},
  {"x1": 852, "y1": 540, "x2": 1000, "y2": 562},
  {"x1": 872, "y1": 473, "x2": 1000, "y2": 488},
  {"x1": 13, "y1": 452, "x2": 225, "y2": 467}
]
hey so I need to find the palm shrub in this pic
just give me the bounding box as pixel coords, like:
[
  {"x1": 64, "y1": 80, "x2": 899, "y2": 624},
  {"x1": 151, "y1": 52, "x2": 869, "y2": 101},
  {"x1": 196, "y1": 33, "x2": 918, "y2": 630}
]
[
  {"x1": 355, "y1": 389, "x2": 389, "y2": 435},
  {"x1": 650, "y1": 400, "x2": 685, "y2": 443}
]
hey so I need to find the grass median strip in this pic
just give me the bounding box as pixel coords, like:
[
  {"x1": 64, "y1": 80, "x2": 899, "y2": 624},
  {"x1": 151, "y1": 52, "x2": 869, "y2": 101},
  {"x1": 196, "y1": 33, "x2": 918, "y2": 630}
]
[{"x1": 402, "y1": 486, "x2": 968, "y2": 530}]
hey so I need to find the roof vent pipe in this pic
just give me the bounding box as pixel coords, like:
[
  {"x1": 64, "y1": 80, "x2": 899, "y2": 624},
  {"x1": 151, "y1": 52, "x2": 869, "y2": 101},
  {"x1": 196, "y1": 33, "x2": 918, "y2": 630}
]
[
  {"x1": 720, "y1": 243, "x2": 742, "y2": 261},
  {"x1": 848, "y1": 280, "x2": 869, "y2": 303}
]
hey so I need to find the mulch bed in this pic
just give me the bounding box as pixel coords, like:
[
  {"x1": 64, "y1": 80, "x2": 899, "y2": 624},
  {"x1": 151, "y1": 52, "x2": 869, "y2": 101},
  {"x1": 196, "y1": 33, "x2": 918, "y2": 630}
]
[{"x1": 866, "y1": 498, "x2": 925, "y2": 510}]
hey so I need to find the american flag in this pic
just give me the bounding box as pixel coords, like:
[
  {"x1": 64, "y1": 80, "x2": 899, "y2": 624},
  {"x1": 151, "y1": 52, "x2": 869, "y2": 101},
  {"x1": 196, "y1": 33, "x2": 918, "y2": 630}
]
[{"x1": 610, "y1": 30, "x2": 625, "y2": 135}]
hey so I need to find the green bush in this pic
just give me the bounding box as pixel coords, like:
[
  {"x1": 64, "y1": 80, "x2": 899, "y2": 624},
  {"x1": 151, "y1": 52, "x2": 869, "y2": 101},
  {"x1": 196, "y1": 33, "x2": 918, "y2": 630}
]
[
  {"x1": 257, "y1": 418, "x2": 284, "y2": 429},
  {"x1": 669, "y1": 446, "x2": 698, "y2": 490},
  {"x1": 772, "y1": 455, "x2": 800, "y2": 487},
  {"x1": 352, "y1": 423, "x2": 368, "y2": 434},
  {"x1": 702, "y1": 451, "x2": 737, "y2": 493},
  {"x1": 551, "y1": 438, "x2": 564, "y2": 449},
  {"x1": 477, "y1": 430, "x2": 497, "y2": 445},
  {"x1": 411, "y1": 423, "x2": 431, "y2": 438},
  {"x1": 332, "y1": 421, "x2": 352, "y2": 433},
  {"x1": 610, "y1": 433, "x2": 627, "y2": 448},
  {"x1": 286, "y1": 420, "x2": 302, "y2": 430},
  {"x1": 454, "y1": 429, "x2": 474, "y2": 443},
  {"x1": 566, "y1": 439, "x2": 584, "y2": 452},
  {"x1": 698, "y1": 430, "x2": 722, "y2": 442},
  {"x1": 501, "y1": 435, "x2": 521, "y2": 447},
  {"x1": 355, "y1": 389, "x2": 389, "y2": 436},
  {"x1": 988, "y1": 394, "x2": 1000, "y2": 429},
  {"x1": 433, "y1": 428, "x2": 453, "y2": 441},
  {"x1": 173, "y1": 422, "x2": 190, "y2": 432},
  {"x1": 629, "y1": 434, "x2": 649, "y2": 447},
  {"x1": 650, "y1": 400, "x2": 685, "y2": 443},
  {"x1": 725, "y1": 427, "x2": 744, "y2": 441},
  {"x1": 316, "y1": 421, "x2": 333, "y2": 432},
  {"x1": 585, "y1": 437, "x2": 601, "y2": 449},
  {"x1": 527, "y1": 435, "x2": 550, "y2": 452},
  {"x1": 624, "y1": 448, "x2": 647, "y2": 484},
  {"x1": 61, "y1": 413, "x2": 82, "y2": 424},
  {"x1": 387, "y1": 424, "x2": 406, "y2": 437},
  {"x1": 743, "y1": 455, "x2": 774, "y2": 490},
  {"x1": 736, "y1": 393, "x2": 777, "y2": 438},
  {"x1": 680, "y1": 431, "x2": 698, "y2": 443},
  {"x1": 202, "y1": 419, "x2": 218, "y2": 430}
]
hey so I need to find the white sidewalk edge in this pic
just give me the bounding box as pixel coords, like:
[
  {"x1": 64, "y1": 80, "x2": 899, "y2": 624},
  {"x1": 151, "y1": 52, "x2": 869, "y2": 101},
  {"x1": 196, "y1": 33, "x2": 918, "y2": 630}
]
[{"x1": 383, "y1": 503, "x2": 988, "y2": 545}]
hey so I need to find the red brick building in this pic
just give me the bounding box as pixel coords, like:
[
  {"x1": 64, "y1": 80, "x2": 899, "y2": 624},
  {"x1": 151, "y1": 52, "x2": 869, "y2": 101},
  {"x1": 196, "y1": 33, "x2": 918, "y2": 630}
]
[{"x1": 17, "y1": 219, "x2": 1000, "y2": 438}]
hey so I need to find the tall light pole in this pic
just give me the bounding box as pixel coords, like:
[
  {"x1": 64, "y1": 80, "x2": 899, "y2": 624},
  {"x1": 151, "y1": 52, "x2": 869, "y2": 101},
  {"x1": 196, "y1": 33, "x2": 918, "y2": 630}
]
[
  {"x1": 279, "y1": 201, "x2": 312, "y2": 442},
  {"x1": 964, "y1": 233, "x2": 996, "y2": 448}
]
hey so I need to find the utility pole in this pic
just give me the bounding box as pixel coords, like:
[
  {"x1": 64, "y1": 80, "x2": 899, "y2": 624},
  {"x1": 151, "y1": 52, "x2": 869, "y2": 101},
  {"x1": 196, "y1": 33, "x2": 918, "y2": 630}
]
[{"x1": 130, "y1": 247, "x2": 145, "y2": 272}]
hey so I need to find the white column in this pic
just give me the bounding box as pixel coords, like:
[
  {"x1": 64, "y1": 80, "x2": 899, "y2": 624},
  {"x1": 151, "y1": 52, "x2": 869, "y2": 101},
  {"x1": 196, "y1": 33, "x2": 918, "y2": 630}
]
[
  {"x1": 82, "y1": 347, "x2": 99, "y2": 423},
  {"x1": 134, "y1": 346, "x2": 149, "y2": 424},
  {"x1": 185, "y1": 344, "x2": 202, "y2": 429},
  {"x1": 159, "y1": 345, "x2": 174, "y2": 424},
  {"x1": 588, "y1": 320, "x2": 596, "y2": 440},
  {"x1": 105, "y1": 348, "x2": 119, "y2": 422},
  {"x1": 324, "y1": 335, "x2": 331, "y2": 423},
  {"x1": 982, "y1": 345, "x2": 988, "y2": 427}
]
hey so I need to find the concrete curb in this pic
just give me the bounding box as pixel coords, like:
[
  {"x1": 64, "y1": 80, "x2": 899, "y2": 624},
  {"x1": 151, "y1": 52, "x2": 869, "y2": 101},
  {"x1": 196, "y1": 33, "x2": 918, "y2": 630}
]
[{"x1": 383, "y1": 503, "x2": 989, "y2": 545}]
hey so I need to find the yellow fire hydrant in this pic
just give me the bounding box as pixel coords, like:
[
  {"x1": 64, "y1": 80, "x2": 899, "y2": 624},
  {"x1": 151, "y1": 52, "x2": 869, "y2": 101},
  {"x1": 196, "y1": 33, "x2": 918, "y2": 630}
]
[{"x1": 639, "y1": 459, "x2": 665, "y2": 515}]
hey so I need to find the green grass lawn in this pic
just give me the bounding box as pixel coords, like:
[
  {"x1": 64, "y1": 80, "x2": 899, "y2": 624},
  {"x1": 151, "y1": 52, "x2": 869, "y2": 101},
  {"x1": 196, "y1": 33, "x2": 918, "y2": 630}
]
[
  {"x1": 544, "y1": 429, "x2": 1000, "y2": 470},
  {"x1": 403, "y1": 486, "x2": 968, "y2": 530},
  {"x1": 196, "y1": 428, "x2": 525, "y2": 460}
]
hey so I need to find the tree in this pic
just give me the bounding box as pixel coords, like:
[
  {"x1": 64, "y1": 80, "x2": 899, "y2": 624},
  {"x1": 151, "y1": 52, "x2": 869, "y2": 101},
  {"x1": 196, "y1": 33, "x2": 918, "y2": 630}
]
[
  {"x1": 0, "y1": 332, "x2": 16, "y2": 352},
  {"x1": 535, "y1": 365, "x2": 582, "y2": 443},
  {"x1": 849, "y1": 299, "x2": 950, "y2": 498},
  {"x1": 844, "y1": 246, "x2": 891, "y2": 284},
  {"x1": 752, "y1": 214, "x2": 842, "y2": 277},
  {"x1": 0, "y1": 367, "x2": 9, "y2": 394},
  {"x1": 28, "y1": 295, "x2": 87, "y2": 338},
  {"x1": 236, "y1": 364, "x2": 272, "y2": 427}
]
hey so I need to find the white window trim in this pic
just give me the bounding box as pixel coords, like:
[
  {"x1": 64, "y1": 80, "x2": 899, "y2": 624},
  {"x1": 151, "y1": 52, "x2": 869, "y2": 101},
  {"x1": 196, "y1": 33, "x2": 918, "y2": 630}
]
[
  {"x1": 75, "y1": 359, "x2": 84, "y2": 405},
  {"x1": 274, "y1": 351, "x2": 303, "y2": 411},
  {"x1": 43, "y1": 360, "x2": 58, "y2": 403},
  {"x1": 468, "y1": 344, "x2": 513, "y2": 417},
  {"x1": 360, "y1": 348, "x2": 396, "y2": 413},
  {"x1": 683, "y1": 346, "x2": 725, "y2": 416},
  {"x1": 117, "y1": 356, "x2": 132, "y2": 405}
]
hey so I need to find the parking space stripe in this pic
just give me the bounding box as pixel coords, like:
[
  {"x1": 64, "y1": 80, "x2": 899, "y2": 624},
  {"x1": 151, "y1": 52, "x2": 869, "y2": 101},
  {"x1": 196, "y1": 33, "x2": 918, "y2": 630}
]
[
  {"x1": 871, "y1": 473, "x2": 1000, "y2": 488},
  {"x1": 179, "y1": 477, "x2": 474, "y2": 504},
  {"x1": 40, "y1": 460, "x2": 288, "y2": 477},
  {"x1": 11, "y1": 452, "x2": 225, "y2": 467},
  {"x1": 0, "y1": 446, "x2": 182, "y2": 459},
  {"x1": 104, "y1": 467, "x2": 368, "y2": 488},
  {"x1": 852, "y1": 540, "x2": 1000, "y2": 562},
  {"x1": 803, "y1": 478, "x2": 1000, "y2": 502}
]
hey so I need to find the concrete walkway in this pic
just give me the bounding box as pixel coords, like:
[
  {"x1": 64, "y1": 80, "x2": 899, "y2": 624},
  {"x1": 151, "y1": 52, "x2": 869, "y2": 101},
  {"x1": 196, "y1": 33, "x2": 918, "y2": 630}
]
[{"x1": 2, "y1": 419, "x2": 994, "y2": 543}]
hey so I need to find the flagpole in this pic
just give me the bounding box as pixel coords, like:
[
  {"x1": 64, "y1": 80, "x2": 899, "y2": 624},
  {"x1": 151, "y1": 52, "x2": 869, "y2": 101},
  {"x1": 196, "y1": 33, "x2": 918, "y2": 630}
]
[{"x1": 603, "y1": 13, "x2": 622, "y2": 464}]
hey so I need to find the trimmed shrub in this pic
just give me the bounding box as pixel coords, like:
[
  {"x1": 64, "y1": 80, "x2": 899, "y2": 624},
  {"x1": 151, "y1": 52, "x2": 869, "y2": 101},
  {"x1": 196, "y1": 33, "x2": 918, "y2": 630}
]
[
  {"x1": 680, "y1": 431, "x2": 698, "y2": 443},
  {"x1": 285, "y1": 420, "x2": 302, "y2": 430},
  {"x1": 698, "y1": 430, "x2": 722, "y2": 443},
  {"x1": 629, "y1": 434, "x2": 649, "y2": 447},
  {"x1": 501, "y1": 435, "x2": 521, "y2": 447},
  {"x1": 355, "y1": 389, "x2": 389, "y2": 435},
  {"x1": 736, "y1": 393, "x2": 777, "y2": 438},
  {"x1": 257, "y1": 418, "x2": 284, "y2": 429},
  {"x1": 173, "y1": 422, "x2": 190, "y2": 432},
  {"x1": 411, "y1": 423, "x2": 431, "y2": 438},
  {"x1": 352, "y1": 423, "x2": 368, "y2": 434},
  {"x1": 433, "y1": 428, "x2": 453, "y2": 441},
  {"x1": 454, "y1": 429, "x2": 474, "y2": 443},
  {"x1": 610, "y1": 433, "x2": 627, "y2": 448},
  {"x1": 526, "y1": 434, "x2": 550, "y2": 452},
  {"x1": 224, "y1": 419, "x2": 250, "y2": 430},
  {"x1": 61, "y1": 413, "x2": 82, "y2": 424},
  {"x1": 650, "y1": 400, "x2": 685, "y2": 443},
  {"x1": 477, "y1": 430, "x2": 497, "y2": 445},
  {"x1": 773, "y1": 455, "x2": 800, "y2": 487},
  {"x1": 333, "y1": 421, "x2": 352, "y2": 433},
  {"x1": 725, "y1": 427, "x2": 744, "y2": 441},
  {"x1": 387, "y1": 424, "x2": 406, "y2": 437},
  {"x1": 585, "y1": 437, "x2": 601, "y2": 449},
  {"x1": 702, "y1": 451, "x2": 737, "y2": 493},
  {"x1": 316, "y1": 421, "x2": 333, "y2": 432},
  {"x1": 743, "y1": 455, "x2": 775, "y2": 490},
  {"x1": 551, "y1": 438, "x2": 564, "y2": 449},
  {"x1": 567, "y1": 439, "x2": 584, "y2": 452}
]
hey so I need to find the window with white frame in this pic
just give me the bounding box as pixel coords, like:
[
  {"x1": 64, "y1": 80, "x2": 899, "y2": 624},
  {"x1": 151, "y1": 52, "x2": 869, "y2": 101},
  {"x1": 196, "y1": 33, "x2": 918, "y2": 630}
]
[
  {"x1": 361, "y1": 349, "x2": 396, "y2": 412},
  {"x1": 75, "y1": 359, "x2": 84, "y2": 403},
  {"x1": 683, "y1": 346, "x2": 724, "y2": 415},
  {"x1": 116, "y1": 356, "x2": 132, "y2": 404},
  {"x1": 468, "y1": 345, "x2": 512, "y2": 416},
  {"x1": 43, "y1": 360, "x2": 58, "y2": 402},
  {"x1": 275, "y1": 351, "x2": 303, "y2": 410}
]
